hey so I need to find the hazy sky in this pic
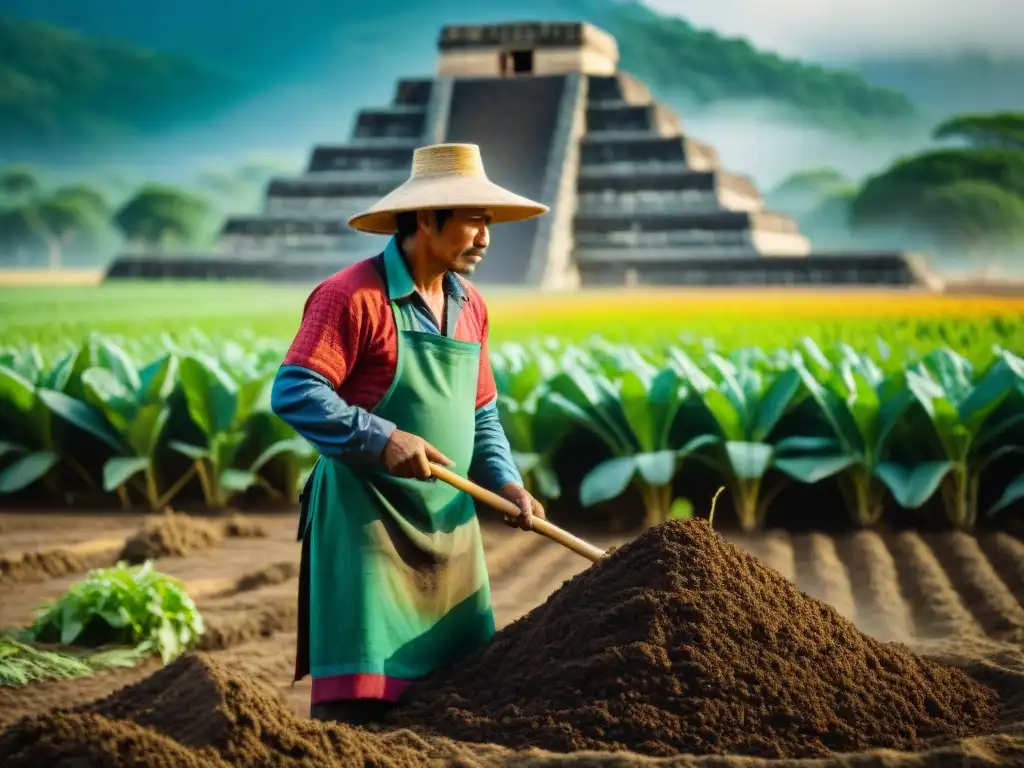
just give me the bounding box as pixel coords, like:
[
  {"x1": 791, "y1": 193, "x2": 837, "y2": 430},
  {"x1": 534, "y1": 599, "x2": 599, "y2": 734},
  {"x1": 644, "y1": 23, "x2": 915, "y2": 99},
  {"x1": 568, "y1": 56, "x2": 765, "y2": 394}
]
[{"x1": 643, "y1": 0, "x2": 1024, "y2": 59}]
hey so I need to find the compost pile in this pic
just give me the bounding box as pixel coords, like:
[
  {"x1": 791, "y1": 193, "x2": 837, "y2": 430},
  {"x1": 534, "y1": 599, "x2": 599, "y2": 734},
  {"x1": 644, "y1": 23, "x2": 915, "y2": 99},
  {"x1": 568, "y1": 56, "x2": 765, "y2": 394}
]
[
  {"x1": 389, "y1": 519, "x2": 999, "y2": 759},
  {"x1": 0, "y1": 654, "x2": 448, "y2": 767},
  {"x1": 119, "y1": 512, "x2": 224, "y2": 563}
]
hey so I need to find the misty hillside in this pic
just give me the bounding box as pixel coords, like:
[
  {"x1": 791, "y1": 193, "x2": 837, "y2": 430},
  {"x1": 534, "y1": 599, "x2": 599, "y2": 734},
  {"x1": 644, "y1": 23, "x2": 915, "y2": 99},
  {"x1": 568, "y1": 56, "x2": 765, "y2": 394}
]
[
  {"x1": 0, "y1": 0, "x2": 919, "y2": 139},
  {"x1": 848, "y1": 53, "x2": 1024, "y2": 118},
  {"x1": 0, "y1": 16, "x2": 247, "y2": 154}
]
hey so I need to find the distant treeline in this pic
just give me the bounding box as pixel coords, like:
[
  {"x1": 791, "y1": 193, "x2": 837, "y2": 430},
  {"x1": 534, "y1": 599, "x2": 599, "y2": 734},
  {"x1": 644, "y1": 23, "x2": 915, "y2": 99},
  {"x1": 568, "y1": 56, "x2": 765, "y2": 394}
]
[
  {"x1": 0, "y1": 1, "x2": 921, "y2": 153},
  {"x1": 767, "y1": 112, "x2": 1024, "y2": 268}
]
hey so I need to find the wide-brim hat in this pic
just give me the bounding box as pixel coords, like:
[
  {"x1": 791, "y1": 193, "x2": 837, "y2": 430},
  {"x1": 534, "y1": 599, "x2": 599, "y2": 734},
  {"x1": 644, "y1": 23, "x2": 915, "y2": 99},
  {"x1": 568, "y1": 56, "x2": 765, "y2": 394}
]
[{"x1": 347, "y1": 143, "x2": 549, "y2": 235}]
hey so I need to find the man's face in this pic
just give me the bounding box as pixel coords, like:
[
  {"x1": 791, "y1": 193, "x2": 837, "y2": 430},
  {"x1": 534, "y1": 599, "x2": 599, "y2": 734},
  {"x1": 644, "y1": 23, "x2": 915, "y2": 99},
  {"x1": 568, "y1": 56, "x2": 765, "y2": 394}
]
[{"x1": 424, "y1": 208, "x2": 492, "y2": 275}]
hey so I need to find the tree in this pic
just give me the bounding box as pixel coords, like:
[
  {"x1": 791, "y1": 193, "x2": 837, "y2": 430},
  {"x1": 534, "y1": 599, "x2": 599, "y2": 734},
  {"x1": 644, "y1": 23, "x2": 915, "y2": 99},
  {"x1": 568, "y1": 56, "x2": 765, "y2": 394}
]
[
  {"x1": 850, "y1": 148, "x2": 1024, "y2": 229},
  {"x1": 915, "y1": 181, "x2": 1024, "y2": 260},
  {"x1": 49, "y1": 183, "x2": 110, "y2": 221},
  {"x1": 113, "y1": 184, "x2": 210, "y2": 251},
  {"x1": 0, "y1": 167, "x2": 38, "y2": 203},
  {"x1": 33, "y1": 197, "x2": 107, "y2": 268},
  {"x1": 933, "y1": 112, "x2": 1024, "y2": 151},
  {"x1": 0, "y1": 207, "x2": 46, "y2": 264},
  {"x1": 766, "y1": 167, "x2": 853, "y2": 217},
  {"x1": 0, "y1": 197, "x2": 103, "y2": 268}
]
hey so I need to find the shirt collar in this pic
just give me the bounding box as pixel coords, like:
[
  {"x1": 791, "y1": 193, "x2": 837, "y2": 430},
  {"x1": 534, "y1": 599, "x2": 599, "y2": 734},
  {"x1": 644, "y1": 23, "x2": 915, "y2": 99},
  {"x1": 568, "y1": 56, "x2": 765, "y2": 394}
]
[{"x1": 383, "y1": 236, "x2": 469, "y2": 305}]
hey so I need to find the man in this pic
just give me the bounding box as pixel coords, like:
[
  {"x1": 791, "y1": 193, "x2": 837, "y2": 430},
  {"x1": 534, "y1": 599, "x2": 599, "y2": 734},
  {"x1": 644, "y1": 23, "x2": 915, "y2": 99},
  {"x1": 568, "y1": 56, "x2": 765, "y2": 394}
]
[{"x1": 270, "y1": 143, "x2": 549, "y2": 726}]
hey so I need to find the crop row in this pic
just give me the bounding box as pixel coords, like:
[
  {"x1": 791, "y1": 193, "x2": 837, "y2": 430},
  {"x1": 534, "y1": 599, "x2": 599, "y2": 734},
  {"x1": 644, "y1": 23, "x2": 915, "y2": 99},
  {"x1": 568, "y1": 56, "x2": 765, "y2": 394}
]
[{"x1": 1, "y1": 331, "x2": 1023, "y2": 531}]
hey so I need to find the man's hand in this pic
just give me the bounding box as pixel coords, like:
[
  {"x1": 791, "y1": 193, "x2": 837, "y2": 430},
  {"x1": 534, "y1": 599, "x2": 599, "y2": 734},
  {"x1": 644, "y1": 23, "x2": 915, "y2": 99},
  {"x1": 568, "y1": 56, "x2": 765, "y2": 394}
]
[
  {"x1": 381, "y1": 430, "x2": 453, "y2": 479},
  {"x1": 499, "y1": 483, "x2": 546, "y2": 531}
]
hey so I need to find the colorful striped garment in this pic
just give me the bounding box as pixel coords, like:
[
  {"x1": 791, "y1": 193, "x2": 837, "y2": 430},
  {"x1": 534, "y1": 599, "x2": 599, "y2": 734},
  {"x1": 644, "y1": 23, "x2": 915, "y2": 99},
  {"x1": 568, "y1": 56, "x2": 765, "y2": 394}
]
[{"x1": 271, "y1": 237, "x2": 521, "y2": 703}]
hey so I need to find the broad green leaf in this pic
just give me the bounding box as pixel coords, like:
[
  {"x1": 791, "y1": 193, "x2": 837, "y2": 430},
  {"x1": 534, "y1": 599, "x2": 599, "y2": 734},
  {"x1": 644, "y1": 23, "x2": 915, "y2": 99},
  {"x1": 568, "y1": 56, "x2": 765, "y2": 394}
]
[
  {"x1": 179, "y1": 355, "x2": 238, "y2": 437},
  {"x1": 0, "y1": 451, "x2": 59, "y2": 493},
  {"x1": 126, "y1": 404, "x2": 170, "y2": 457},
  {"x1": 81, "y1": 367, "x2": 137, "y2": 432},
  {"x1": 249, "y1": 437, "x2": 313, "y2": 473},
  {"x1": 97, "y1": 337, "x2": 142, "y2": 392},
  {"x1": 794, "y1": 362, "x2": 863, "y2": 453},
  {"x1": 667, "y1": 348, "x2": 715, "y2": 393},
  {"x1": 875, "y1": 460, "x2": 954, "y2": 509},
  {"x1": 751, "y1": 368, "x2": 802, "y2": 442},
  {"x1": 0, "y1": 365, "x2": 36, "y2": 422},
  {"x1": 648, "y1": 367, "x2": 686, "y2": 449},
  {"x1": 725, "y1": 441, "x2": 774, "y2": 481},
  {"x1": 496, "y1": 395, "x2": 533, "y2": 452},
  {"x1": 220, "y1": 469, "x2": 257, "y2": 493},
  {"x1": 701, "y1": 389, "x2": 743, "y2": 441},
  {"x1": 986, "y1": 472, "x2": 1024, "y2": 518},
  {"x1": 169, "y1": 441, "x2": 210, "y2": 461},
  {"x1": 773, "y1": 436, "x2": 840, "y2": 454},
  {"x1": 103, "y1": 456, "x2": 150, "y2": 492},
  {"x1": 619, "y1": 370, "x2": 655, "y2": 453},
  {"x1": 40, "y1": 351, "x2": 78, "y2": 392},
  {"x1": 542, "y1": 392, "x2": 628, "y2": 454},
  {"x1": 580, "y1": 456, "x2": 636, "y2": 507},
  {"x1": 0, "y1": 440, "x2": 27, "y2": 460},
  {"x1": 235, "y1": 372, "x2": 273, "y2": 424},
  {"x1": 635, "y1": 450, "x2": 678, "y2": 486},
  {"x1": 845, "y1": 368, "x2": 881, "y2": 446},
  {"x1": 137, "y1": 354, "x2": 179, "y2": 402},
  {"x1": 37, "y1": 389, "x2": 124, "y2": 452},
  {"x1": 512, "y1": 451, "x2": 541, "y2": 474},
  {"x1": 60, "y1": 616, "x2": 85, "y2": 645},
  {"x1": 774, "y1": 454, "x2": 858, "y2": 484},
  {"x1": 532, "y1": 465, "x2": 561, "y2": 500}
]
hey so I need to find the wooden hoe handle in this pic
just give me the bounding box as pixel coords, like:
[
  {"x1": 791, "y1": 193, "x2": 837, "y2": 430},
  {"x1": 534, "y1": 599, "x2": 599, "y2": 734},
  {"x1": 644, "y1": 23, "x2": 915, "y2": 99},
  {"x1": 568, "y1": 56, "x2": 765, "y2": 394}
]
[{"x1": 428, "y1": 463, "x2": 606, "y2": 564}]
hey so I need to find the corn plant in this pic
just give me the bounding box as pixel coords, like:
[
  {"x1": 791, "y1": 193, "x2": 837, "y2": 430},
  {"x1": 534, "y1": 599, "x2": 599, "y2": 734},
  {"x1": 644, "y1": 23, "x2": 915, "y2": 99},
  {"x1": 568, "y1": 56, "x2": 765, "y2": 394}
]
[
  {"x1": 877, "y1": 348, "x2": 1024, "y2": 528},
  {"x1": 168, "y1": 353, "x2": 278, "y2": 508},
  {"x1": 0, "y1": 364, "x2": 122, "y2": 497},
  {"x1": 772, "y1": 355, "x2": 914, "y2": 526},
  {"x1": 544, "y1": 357, "x2": 707, "y2": 527},
  {"x1": 81, "y1": 349, "x2": 188, "y2": 509},
  {"x1": 666, "y1": 349, "x2": 807, "y2": 532}
]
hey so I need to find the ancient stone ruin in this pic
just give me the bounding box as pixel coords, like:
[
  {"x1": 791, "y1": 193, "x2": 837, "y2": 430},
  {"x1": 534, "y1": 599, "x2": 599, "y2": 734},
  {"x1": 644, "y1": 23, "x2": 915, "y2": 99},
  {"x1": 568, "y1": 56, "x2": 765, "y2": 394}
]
[{"x1": 106, "y1": 21, "x2": 936, "y2": 289}]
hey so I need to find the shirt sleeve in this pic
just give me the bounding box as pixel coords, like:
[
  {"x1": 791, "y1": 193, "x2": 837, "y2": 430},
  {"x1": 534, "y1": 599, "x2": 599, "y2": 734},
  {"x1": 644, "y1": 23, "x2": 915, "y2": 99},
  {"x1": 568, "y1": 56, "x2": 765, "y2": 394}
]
[
  {"x1": 272, "y1": 277, "x2": 395, "y2": 462},
  {"x1": 271, "y1": 365, "x2": 397, "y2": 462},
  {"x1": 469, "y1": 396, "x2": 523, "y2": 491}
]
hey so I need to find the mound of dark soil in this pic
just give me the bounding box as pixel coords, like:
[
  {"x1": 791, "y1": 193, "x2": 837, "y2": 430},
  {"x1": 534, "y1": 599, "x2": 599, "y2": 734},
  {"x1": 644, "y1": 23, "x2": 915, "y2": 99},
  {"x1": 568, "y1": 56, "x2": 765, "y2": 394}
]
[
  {"x1": 389, "y1": 519, "x2": 999, "y2": 759},
  {"x1": 119, "y1": 512, "x2": 223, "y2": 563},
  {"x1": 0, "y1": 653, "x2": 462, "y2": 767}
]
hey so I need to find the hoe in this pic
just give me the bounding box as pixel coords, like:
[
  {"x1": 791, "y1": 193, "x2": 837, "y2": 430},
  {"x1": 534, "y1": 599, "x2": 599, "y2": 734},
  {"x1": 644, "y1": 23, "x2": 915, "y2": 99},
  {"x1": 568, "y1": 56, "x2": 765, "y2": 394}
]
[{"x1": 429, "y1": 462, "x2": 606, "y2": 564}]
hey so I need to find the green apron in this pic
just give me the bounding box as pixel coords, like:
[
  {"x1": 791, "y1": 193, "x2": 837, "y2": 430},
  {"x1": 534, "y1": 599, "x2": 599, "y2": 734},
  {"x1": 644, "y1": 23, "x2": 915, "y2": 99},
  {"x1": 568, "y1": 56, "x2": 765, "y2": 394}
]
[{"x1": 297, "y1": 283, "x2": 494, "y2": 704}]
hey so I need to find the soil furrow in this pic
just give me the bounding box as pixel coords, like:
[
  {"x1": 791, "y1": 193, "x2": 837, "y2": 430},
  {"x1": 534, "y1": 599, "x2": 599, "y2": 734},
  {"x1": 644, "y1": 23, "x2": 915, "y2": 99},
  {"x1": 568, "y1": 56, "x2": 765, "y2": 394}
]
[
  {"x1": 834, "y1": 530, "x2": 914, "y2": 643},
  {"x1": 887, "y1": 531, "x2": 983, "y2": 640},
  {"x1": 925, "y1": 531, "x2": 1024, "y2": 642},
  {"x1": 0, "y1": 537, "x2": 125, "y2": 586},
  {"x1": 195, "y1": 582, "x2": 297, "y2": 651},
  {"x1": 752, "y1": 529, "x2": 798, "y2": 582},
  {"x1": 484, "y1": 529, "x2": 548, "y2": 581},
  {"x1": 493, "y1": 545, "x2": 589, "y2": 614},
  {"x1": 978, "y1": 532, "x2": 1024, "y2": 610},
  {"x1": 790, "y1": 532, "x2": 857, "y2": 622}
]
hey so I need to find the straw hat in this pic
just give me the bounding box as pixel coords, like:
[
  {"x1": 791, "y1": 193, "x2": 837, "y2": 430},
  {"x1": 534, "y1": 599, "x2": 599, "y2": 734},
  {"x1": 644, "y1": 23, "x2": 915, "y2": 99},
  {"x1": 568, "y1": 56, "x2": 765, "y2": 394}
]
[{"x1": 347, "y1": 143, "x2": 549, "y2": 235}]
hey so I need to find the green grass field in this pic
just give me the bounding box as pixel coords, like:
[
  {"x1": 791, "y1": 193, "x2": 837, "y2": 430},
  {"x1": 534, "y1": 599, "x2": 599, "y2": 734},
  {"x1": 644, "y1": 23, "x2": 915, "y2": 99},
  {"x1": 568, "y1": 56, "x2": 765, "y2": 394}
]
[{"x1": 3, "y1": 282, "x2": 1024, "y2": 368}]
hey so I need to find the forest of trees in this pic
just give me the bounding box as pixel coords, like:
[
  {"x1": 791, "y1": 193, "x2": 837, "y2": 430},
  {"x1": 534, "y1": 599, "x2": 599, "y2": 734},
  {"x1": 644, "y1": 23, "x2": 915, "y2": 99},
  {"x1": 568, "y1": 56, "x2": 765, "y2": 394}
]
[
  {"x1": 0, "y1": 0, "x2": 922, "y2": 154},
  {"x1": 0, "y1": 15, "x2": 244, "y2": 151},
  {"x1": 768, "y1": 112, "x2": 1024, "y2": 267},
  {"x1": 0, "y1": 169, "x2": 214, "y2": 267}
]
